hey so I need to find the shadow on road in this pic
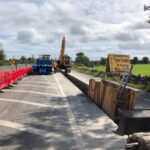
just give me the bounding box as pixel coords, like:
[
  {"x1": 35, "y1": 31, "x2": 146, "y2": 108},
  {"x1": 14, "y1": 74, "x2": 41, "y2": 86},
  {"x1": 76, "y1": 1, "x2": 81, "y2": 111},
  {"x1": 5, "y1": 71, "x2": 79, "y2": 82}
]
[{"x1": 0, "y1": 93, "x2": 125, "y2": 150}]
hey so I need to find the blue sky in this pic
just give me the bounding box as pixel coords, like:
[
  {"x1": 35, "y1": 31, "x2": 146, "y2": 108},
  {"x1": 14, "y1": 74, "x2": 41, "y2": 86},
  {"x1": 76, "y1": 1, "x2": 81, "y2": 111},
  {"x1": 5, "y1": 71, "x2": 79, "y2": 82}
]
[{"x1": 0, "y1": 0, "x2": 150, "y2": 60}]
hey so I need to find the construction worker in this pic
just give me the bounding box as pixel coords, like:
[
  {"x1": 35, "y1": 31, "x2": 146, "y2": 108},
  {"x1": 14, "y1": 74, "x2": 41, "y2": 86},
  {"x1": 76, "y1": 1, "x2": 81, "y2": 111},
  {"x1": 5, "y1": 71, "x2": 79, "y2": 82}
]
[{"x1": 53, "y1": 61, "x2": 57, "y2": 73}]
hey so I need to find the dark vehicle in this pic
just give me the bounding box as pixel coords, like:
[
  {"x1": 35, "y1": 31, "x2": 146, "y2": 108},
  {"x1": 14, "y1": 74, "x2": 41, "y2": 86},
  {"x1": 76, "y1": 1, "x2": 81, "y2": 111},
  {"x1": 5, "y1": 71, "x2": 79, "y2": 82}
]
[{"x1": 32, "y1": 55, "x2": 53, "y2": 74}]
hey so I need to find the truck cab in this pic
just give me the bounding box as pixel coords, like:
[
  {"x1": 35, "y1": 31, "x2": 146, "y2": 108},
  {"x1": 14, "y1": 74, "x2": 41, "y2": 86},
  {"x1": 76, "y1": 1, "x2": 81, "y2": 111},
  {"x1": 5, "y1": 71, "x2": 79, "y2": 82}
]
[{"x1": 33, "y1": 55, "x2": 53, "y2": 74}]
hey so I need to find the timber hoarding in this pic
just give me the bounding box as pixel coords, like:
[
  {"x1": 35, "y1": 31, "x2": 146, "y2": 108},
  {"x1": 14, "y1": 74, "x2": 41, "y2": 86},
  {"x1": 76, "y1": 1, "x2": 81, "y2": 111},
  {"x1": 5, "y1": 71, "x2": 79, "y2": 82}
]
[{"x1": 106, "y1": 54, "x2": 131, "y2": 73}]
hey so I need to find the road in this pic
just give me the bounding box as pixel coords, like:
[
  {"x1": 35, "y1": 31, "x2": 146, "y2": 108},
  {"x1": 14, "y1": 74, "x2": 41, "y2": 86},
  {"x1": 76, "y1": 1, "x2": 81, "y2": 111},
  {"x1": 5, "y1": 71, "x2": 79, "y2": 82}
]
[
  {"x1": 70, "y1": 70, "x2": 150, "y2": 109},
  {"x1": 0, "y1": 73, "x2": 127, "y2": 150}
]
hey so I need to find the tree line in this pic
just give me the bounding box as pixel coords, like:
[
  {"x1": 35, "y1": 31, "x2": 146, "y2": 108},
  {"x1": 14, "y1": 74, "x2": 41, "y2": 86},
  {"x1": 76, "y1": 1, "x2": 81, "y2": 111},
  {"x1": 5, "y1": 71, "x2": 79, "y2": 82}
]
[
  {"x1": 74, "y1": 52, "x2": 107, "y2": 66},
  {"x1": 74, "y1": 52, "x2": 150, "y2": 66},
  {"x1": 131, "y1": 57, "x2": 149, "y2": 64},
  {"x1": 0, "y1": 49, "x2": 35, "y2": 66}
]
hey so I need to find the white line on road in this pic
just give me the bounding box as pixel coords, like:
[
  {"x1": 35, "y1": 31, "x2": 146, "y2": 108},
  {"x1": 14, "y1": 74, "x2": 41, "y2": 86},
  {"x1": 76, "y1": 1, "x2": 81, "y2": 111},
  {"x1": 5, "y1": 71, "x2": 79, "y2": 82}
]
[
  {"x1": 3, "y1": 89, "x2": 59, "y2": 97},
  {"x1": 0, "y1": 98, "x2": 59, "y2": 108},
  {"x1": 0, "y1": 120, "x2": 61, "y2": 138},
  {"x1": 20, "y1": 81, "x2": 50, "y2": 84},
  {"x1": 22, "y1": 76, "x2": 47, "y2": 81},
  {"x1": 44, "y1": 75, "x2": 60, "y2": 95},
  {"x1": 0, "y1": 109, "x2": 9, "y2": 118},
  {"x1": 53, "y1": 74, "x2": 85, "y2": 150},
  {"x1": 14, "y1": 84, "x2": 57, "y2": 90}
]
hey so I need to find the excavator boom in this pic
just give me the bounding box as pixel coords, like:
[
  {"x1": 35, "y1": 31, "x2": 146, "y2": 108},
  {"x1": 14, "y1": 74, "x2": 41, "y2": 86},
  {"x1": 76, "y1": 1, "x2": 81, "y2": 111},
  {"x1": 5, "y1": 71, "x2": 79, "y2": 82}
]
[
  {"x1": 58, "y1": 36, "x2": 71, "y2": 73},
  {"x1": 60, "y1": 37, "x2": 65, "y2": 65}
]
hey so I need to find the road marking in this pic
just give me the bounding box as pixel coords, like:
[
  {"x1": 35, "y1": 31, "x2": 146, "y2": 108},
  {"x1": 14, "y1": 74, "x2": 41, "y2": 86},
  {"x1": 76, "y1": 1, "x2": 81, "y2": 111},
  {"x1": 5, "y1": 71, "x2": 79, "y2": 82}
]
[
  {"x1": 3, "y1": 89, "x2": 59, "y2": 97},
  {"x1": 0, "y1": 109, "x2": 9, "y2": 118},
  {"x1": 44, "y1": 75, "x2": 60, "y2": 95},
  {"x1": 22, "y1": 76, "x2": 47, "y2": 81},
  {"x1": 20, "y1": 81, "x2": 50, "y2": 84},
  {"x1": 53, "y1": 74, "x2": 85, "y2": 150},
  {"x1": 0, "y1": 120, "x2": 61, "y2": 138},
  {"x1": 0, "y1": 98, "x2": 60, "y2": 108},
  {"x1": 14, "y1": 84, "x2": 56, "y2": 90}
]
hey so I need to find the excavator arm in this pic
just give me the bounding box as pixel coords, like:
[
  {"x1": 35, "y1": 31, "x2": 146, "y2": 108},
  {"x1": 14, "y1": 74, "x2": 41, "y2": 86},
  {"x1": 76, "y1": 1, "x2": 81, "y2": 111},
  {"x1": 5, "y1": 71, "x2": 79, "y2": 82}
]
[
  {"x1": 58, "y1": 36, "x2": 71, "y2": 73},
  {"x1": 59, "y1": 37, "x2": 65, "y2": 66}
]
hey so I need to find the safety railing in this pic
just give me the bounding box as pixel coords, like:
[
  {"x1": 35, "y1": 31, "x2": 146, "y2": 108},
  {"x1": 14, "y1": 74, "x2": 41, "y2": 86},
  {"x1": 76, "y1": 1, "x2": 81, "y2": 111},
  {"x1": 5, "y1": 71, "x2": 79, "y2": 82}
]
[{"x1": 0, "y1": 67, "x2": 33, "y2": 90}]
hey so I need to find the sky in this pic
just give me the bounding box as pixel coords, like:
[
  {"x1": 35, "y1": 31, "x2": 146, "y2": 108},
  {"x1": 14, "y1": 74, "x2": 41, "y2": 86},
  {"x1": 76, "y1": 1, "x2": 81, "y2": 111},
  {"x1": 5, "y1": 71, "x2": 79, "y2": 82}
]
[{"x1": 0, "y1": 0, "x2": 150, "y2": 60}]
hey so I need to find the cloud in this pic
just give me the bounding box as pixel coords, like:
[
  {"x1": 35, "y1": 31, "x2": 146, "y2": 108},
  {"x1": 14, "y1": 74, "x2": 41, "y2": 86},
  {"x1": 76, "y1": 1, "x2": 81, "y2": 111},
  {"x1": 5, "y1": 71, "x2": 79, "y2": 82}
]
[
  {"x1": 118, "y1": 41, "x2": 150, "y2": 50},
  {"x1": 115, "y1": 32, "x2": 141, "y2": 41},
  {"x1": 0, "y1": 0, "x2": 150, "y2": 59},
  {"x1": 17, "y1": 29, "x2": 44, "y2": 45},
  {"x1": 127, "y1": 20, "x2": 150, "y2": 30}
]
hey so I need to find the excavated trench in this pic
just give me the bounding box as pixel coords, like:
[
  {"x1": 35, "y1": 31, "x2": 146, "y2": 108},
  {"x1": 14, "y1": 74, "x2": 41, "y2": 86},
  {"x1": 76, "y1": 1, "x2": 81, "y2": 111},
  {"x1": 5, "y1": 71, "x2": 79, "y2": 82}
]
[{"x1": 63, "y1": 71, "x2": 150, "y2": 136}]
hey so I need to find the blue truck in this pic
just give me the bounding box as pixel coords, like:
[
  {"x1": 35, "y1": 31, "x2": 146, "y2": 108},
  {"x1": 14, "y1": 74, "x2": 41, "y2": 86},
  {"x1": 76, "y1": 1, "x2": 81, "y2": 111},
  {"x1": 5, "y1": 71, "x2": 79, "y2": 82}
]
[{"x1": 32, "y1": 55, "x2": 53, "y2": 74}]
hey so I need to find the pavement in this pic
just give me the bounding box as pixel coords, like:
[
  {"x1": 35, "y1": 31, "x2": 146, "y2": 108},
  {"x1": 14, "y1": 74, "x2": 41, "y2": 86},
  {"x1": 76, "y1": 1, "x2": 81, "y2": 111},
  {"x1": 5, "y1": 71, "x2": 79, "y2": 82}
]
[
  {"x1": 70, "y1": 70, "x2": 150, "y2": 109},
  {"x1": 0, "y1": 72, "x2": 127, "y2": 150}
]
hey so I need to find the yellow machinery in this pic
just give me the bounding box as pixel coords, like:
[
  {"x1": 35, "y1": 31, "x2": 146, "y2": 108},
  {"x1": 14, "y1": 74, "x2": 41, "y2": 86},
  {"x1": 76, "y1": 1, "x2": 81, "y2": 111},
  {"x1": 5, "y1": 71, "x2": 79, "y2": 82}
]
[{"x1": 58, "y1": 37, "x2": 71, "y2": 73}]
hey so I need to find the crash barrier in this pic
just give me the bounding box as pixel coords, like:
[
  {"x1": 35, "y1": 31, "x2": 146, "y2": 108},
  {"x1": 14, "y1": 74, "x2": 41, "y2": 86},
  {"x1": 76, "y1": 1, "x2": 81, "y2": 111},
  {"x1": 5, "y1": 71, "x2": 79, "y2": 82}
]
[
  {"x1": 88, "y1": 79, "x2": 137, "y2": 119},
  {"x1": 73, "y1": 67, "x2": 150, "y2": 85},
  {"x1": 0, "y1": 67, "x2": 33, "y2": 90}
]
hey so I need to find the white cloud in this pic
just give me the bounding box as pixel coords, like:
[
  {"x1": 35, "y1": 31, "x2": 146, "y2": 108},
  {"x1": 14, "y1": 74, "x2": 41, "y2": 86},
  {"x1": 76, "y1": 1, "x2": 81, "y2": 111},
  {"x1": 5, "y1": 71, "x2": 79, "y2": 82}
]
[
  {"x1": 0, "y1": 0, "x2": 150, "y2": 59},
  {"x1": 17, "y1": 29, "x2": 44, "y2": 45}
]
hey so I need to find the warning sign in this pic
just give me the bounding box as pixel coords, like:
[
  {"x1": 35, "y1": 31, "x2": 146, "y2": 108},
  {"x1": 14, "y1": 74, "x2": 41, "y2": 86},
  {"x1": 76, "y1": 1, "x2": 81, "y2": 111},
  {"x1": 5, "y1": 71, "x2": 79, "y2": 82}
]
[
  {"x1": 107, "y1": 54, "x2": 131, "y2": 73},
  {"x1": 9, "y1": 59, "x2": 15, "y2": 65}
]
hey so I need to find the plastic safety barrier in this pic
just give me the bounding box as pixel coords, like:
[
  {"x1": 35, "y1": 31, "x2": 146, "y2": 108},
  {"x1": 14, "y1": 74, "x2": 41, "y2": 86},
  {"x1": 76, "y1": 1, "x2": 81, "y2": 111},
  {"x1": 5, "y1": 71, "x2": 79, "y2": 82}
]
[{"x1": 0, "y1": 67, "x2": 33, "y2": 90}]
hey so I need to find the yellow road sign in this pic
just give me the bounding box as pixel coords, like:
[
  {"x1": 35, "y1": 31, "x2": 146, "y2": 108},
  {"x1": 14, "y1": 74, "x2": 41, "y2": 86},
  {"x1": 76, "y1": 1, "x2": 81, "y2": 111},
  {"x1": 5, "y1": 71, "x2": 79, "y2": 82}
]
[
  {"x1": 9, "y1": 59, "x2": 15, "y2": 65},
  {"x1": 108, "y1": 54, "x2": 131, "y2": 73}
]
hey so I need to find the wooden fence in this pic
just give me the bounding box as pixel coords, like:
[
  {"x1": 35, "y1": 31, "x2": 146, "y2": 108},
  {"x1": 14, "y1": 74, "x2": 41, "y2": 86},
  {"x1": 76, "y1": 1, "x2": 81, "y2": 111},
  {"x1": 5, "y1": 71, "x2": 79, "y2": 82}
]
[{"x1": 88, "y1": 79, "x2": 137, "y2": 119}]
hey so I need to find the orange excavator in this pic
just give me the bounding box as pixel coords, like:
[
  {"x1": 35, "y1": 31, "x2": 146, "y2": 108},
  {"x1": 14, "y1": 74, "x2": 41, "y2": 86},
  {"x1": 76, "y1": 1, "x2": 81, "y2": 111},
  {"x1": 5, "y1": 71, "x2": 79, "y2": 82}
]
[{"x1": 57, "y1": 36, "x2": 71, "y2": 73}]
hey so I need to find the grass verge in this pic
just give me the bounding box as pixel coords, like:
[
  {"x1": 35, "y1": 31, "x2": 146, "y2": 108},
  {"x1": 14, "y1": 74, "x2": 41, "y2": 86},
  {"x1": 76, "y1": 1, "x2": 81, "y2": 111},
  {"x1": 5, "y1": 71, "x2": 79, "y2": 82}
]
[
  {"x1": 73, "y1": 64, "x2": 150, "y2": 76},
  {"x1": 73, "y1": 67, "x2": 150, "y2": 92}
]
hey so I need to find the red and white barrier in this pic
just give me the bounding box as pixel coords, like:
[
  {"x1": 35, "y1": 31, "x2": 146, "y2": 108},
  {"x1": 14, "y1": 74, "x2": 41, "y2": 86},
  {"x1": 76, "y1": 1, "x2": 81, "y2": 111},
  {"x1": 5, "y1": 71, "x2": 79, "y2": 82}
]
[{"x1": 0, "y1": 67, "x2": 33, "y2": 90}]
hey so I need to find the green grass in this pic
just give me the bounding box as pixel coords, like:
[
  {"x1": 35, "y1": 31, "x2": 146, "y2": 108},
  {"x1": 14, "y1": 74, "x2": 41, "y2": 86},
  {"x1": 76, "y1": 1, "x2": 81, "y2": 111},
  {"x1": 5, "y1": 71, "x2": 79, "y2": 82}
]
[
  {"x1": 132, "y1": 64, "x2": 150, "y2": 76},
  {"x1": 73, "y1": 65, "x2": 106, "y2": 72},
  {"x1": 72, "y1": 65, "x2": 150, "y2": 92},
  {"x1": 74, "y1": 64, "x2": 150, "y2": 76}
]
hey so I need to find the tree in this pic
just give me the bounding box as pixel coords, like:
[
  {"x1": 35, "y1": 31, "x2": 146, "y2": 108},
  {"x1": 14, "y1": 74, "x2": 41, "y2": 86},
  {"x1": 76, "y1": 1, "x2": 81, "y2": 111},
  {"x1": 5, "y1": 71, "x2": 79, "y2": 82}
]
[
  {"x1": 100, "y1": 57, "x2": 107, "y2": 65},
  {"x1": 144, "y1": 5, "x2": 150, "y2": 23},
  {"x1": 27, "y1": 57, "x2": 32, "y2": 64},
  {"x1": 75, "y1": 52, "x2": 89, "y2": 65},
  {"x1": 83, "y1": 56, "x2": 90, "y2": 66},
  {"x1": 93, "y1": 60, "x2": 100, "y2": 66},
  {"x1": 0, "y1": 49, "x2": 6, "y2": 66},
  {"x1": 131, "y1": 57, "x2": 138, "y2": 64},
  {"x1": 27, "y1": 55, "x2": 35, "y2": 64},
  {"x1": 142, "y1": 57, "x2": 149, "y2": 64},
  {"x1": 20, "y1": 56, "x2": 27, "y2": 64},
  {"x1": 31, "y1": 55, "x2": 35, "y2": 64}
]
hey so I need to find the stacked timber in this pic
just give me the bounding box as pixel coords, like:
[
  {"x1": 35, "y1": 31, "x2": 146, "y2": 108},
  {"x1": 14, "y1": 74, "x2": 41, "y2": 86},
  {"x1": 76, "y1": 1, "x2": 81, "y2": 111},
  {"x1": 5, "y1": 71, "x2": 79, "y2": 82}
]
[
  {"x1": 126, "y1": 132, "x2": 150, "y2": 150},
  {"x1": 88, "y1": 79, "x2": 137, "y2": 119}
]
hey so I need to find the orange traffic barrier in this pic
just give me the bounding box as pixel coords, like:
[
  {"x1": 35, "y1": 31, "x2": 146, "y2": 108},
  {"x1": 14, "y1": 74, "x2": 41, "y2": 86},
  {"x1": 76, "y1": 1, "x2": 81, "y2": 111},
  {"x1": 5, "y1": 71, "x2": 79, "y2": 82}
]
[{"x1": 0, "y1": 66, "x2": 33, "y2": 90}]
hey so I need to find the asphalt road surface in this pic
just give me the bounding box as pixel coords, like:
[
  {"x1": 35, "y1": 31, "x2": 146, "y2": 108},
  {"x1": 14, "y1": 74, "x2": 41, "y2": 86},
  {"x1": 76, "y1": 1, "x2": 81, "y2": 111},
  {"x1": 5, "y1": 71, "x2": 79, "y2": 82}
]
[{"x1": 0, "y1": 73, "x2": 127, "y2": 150}]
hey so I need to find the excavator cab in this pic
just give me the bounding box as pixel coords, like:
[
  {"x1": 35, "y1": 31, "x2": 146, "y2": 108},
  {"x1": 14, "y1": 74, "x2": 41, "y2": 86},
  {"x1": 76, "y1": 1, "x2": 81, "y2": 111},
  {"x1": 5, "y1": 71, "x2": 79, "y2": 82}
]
[
  {"x1": 63, "y1": 56, "x2": 70, "y2": 66},
  {"x1": 58, "y1": 37, "x2": 71, "y2": 73}
]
